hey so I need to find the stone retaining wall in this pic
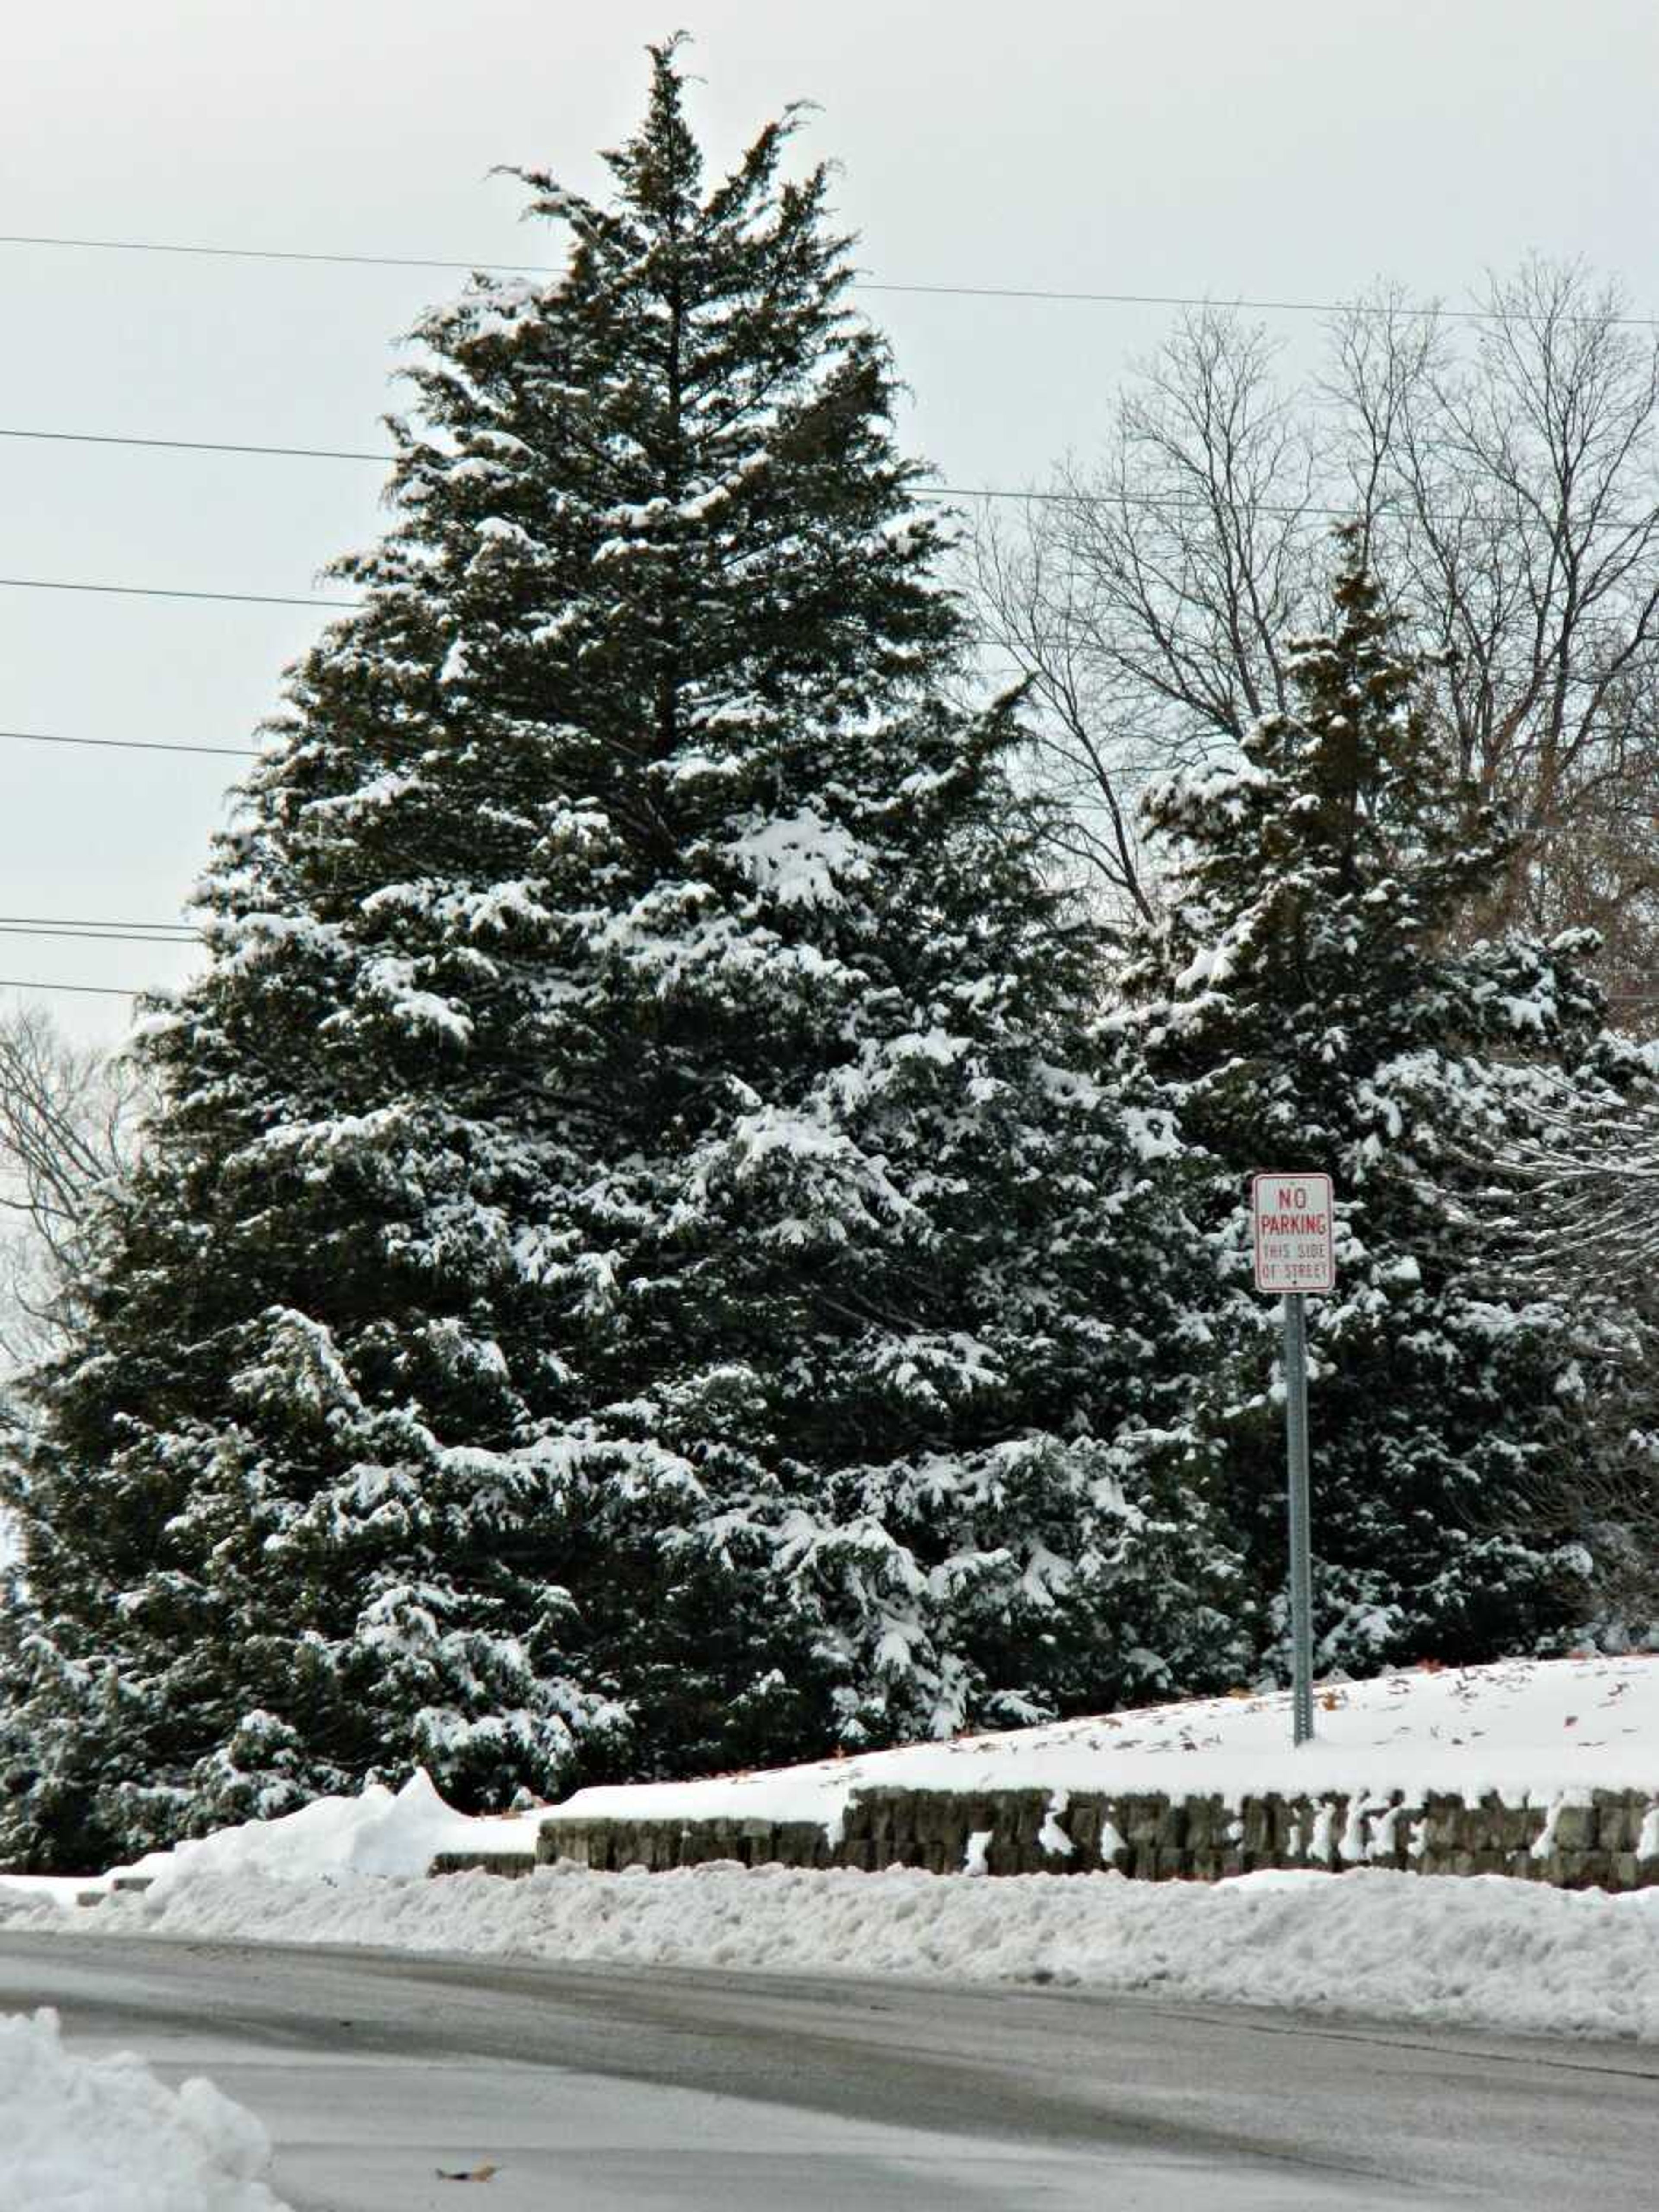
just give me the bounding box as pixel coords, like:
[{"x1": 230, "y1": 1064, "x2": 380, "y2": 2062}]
[
  {"x1": 429, "y1": 1849, "x2": 541, "y2": 1880},
  {"x1": 534, "y1": 1784, "x2": 1659, "y2": 1890}
]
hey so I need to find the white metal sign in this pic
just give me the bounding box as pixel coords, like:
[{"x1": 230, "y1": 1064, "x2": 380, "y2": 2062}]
[{"x1": 1251, "y1": 1171, "x2": 1335, "y2": 1294}]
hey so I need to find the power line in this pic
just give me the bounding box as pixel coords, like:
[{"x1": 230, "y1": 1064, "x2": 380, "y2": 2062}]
[
  {"x1": 0, "y1": 913, "x2": 196, "y2": 938},
  {"x1": 2, "y1": 230, "x2": 1654, "y2": 328},
  {"x1": 939, "y1": 487, "x2": 1658, "y2": 531},
  {"x1": 0, "y1": 232, "x2": 523, "y2": 276},
  {"x1": 0, "y1": 574, "x2": 362, "y2": 611},
  {"x1": 6, "y1": 466, "x2": 1654, "y2": 614},
  {"x1": 0, "y1": 725, "x2": 258, "y2": 760},
  {"x1": 8, "y1": 425, "x2": 1659, "y2": 537},
  {"x1": 5, "y1": 971, "x2": 1649, "y2": 1014},
  {"x1": 8, "y1": 913, "x2": 1656, "y2": 996},
  {"x1": 0, "y1": 497, "x2": 1651, "y2": 633},
  {"x1": 0, "y1": 925, "x2": 195, "y2": 947},
  {"x1": 0, "y1": 917, "x2": 192, "y2": 934},
  {"x1": 859, "y1": 281, "x2": 1659, "y2": 330},
  {"x1": 0, "y1": 976, "x2": 149, "y2": 999},
  {"x1": 0, "y1": 426, "x2": 387, "y2": 465},
  {"x1": 7, "y1": 960, "x2": 1654, "y2": 1011}
]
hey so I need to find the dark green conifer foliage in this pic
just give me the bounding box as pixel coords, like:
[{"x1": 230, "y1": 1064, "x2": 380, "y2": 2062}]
[
  {"x1": 1119, "y1": 534, "x2": 1637, "y2": 1673},
  {"x1": 0, "y1": 47, "x2": 1231, "y2": 1871}
]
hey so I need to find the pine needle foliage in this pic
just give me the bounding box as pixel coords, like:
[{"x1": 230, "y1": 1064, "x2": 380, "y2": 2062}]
[{"x1": 0, "y1": 46, "x2": 1228, "y2": 1870}]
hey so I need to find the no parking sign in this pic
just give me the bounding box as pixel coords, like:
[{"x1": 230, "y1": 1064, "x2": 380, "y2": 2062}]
[{"x1": 1251, "y1": 1172, "x2": 1335, "y2": 1293}]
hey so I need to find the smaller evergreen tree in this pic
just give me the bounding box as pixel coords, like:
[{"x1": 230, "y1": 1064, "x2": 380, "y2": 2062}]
[{"x1": 1115, "y1": 532, "x2": 1652, "y2": 1673}]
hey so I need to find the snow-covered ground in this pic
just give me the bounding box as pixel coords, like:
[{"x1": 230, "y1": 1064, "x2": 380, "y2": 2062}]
[
  {"x1": 550, "y1": 1651, "x2": 1659, "y2": 1830},
  {"x1": 14, "y1": 1653, "x2": 1655, "y2": 1907},
  {"x1": 1, "y1": 1656, "x2": 1654, "y2": 2047},
  {"x1": 0, "y1": 2006, "x2": 289, "y2": 2211}
]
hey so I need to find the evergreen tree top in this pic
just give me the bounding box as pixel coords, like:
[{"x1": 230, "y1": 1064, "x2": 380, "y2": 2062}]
[
  {"x1": 372, "y1": 33, "x2": 963, "y2": 751},
  {"x1": 144, "y1": 38, "x2": 1040, "y2": 1120},
  {"x1": 1120, "y1": 531, "x2": 1607, "y2": 1080}
]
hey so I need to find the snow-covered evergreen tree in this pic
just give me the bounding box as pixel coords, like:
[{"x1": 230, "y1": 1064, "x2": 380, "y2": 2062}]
[
  {"x1": 0, "y1": 46, "x2": 1239, "y2": 1870},
  {"x1": 1115, "y1": 534, "x2": 1653, "y2": 1676}
]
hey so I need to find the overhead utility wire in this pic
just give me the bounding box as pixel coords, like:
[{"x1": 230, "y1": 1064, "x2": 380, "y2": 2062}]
[
  {"x1": 0, "y1": 725, "x2": 258, "y2": 760},
  {"x1": 7, "y1": 426, "x2": 1658, "y2": 536},
  {"x1": 0, "y1": 976, "x2": 148, "y2": 998},
  {"x1": 0, "y1": 574, "x2": 361, "y2": 611},
  {"x1": 10, "y1": 902, "x2": 1655, "y2": 997},
  {"x1": 856, "y1": 280, "x2": 1659, "y2": 327},
  {"x1": 0, "y1": 925, "x2": 195, "y2": 947},
  {"x1": 8, "y1": 914, "x2": 1659, "y2": 989},
  {"x1": 6, "y1": 951, "x2": 1655, "y2": 1007},
  {"x1": 12, "y1": 443, "x2": 1659, "y2": 613},
  {"x1": 2, "y1": 967, "x2": 1649, "y2": 1009},
  {"x1": 0, "y1": 426, "x2": 388, "y2": 464},
  {"x1": 2, "y1": 231, "x2": 1654, "y2": 328},
  {"x1": 0, "y1": 913, "x2": 195, "y2": 937}
]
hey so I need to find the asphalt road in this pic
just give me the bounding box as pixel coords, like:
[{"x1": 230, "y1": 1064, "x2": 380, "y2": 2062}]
[{"x1": 1, "y1": 1933, "x2": 1655, "y2": 2211}]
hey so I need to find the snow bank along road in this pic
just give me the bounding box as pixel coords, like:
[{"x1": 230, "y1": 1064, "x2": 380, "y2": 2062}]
[
  {"x1": 35, "y1": 1849, "x2": 1659, "y2": 2045},
  {"x1": 1, "y1": 1933, "x2": 1655, "y2": 2212}
]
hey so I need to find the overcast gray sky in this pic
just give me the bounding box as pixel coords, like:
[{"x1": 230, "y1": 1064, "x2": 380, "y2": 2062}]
[{"x1": 3, "y1": 0, "x2": 1655, "y2": 1040}]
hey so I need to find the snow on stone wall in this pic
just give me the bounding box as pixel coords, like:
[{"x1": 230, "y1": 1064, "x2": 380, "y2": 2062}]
[{"x1": 532, "y1": 1782, "x2": 1659, "y2": 1890}]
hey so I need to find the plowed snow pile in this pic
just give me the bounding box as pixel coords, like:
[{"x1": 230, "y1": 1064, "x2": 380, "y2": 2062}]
[
  {"x1": 24, "y1": 1848, "x2": 1655, "y2": 2043},
  {"x1": 0, "y1": 2008, "x2": 289, "y2": 2212}
]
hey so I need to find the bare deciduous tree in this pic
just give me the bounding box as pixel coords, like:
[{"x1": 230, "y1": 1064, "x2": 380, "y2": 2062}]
[
  {"x1": 1335, "y1": 261, "x2": 1659, "y2": 974},
  {"x1": 0, "y1": 1003, "x2": 149, "y2": 1374},
  {"x1": 1503, "y1": 1098, "x2": 1659, "y2": 1290},
  {"x1": 1465, "y1": 1088, "x2": 1659, "y2": 1637},
  {"x1": 973, "y1": 311, "x2": 1320, "y2": 918},
  {"x1": 976, "y1": 259, "x2": 1659, "y2": 984}
]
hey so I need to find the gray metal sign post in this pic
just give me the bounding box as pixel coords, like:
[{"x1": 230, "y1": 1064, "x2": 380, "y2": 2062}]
[
  {"x1": 1250, "y1": 1172, "x2": 1335, "y2": 1749},
  {"x1": 1281, "y1": 1289, "x2": 1315, "y2": 1746}
]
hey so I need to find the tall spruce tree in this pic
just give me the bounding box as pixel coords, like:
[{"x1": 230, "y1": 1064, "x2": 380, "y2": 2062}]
[
  {"x1": 0, "y1": 46, "x2": 1238, "y2": 1871},
  {"x1": 1116, "y1": 535, "x2": 1649, "y2": 1676}
]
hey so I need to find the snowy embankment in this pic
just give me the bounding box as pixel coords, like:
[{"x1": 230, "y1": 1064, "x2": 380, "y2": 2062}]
[
  {"x1": 1, "y1": 1656, "x2": 1655, "y2": 2045},
  {"x1": 548, "y1": 1652, "x2": 1659, "y2": 1832},
  {"x1": 0, "y1": 2008, "x2": 289, "y2": 2211}
]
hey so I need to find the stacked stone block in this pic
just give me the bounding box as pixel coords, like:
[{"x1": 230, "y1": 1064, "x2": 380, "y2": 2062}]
[{"x1": 530, "y1": 1785, "x2": 1659, "y2": 1889}]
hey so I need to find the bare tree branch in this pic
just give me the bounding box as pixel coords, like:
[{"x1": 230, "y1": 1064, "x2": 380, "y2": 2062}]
[
  {"x1": 975, "y1": 263, "x2": 1659, "y2": 998},
  {"x1": 0, "y1": 1003, "x2": 151, "y2": 1373}
]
